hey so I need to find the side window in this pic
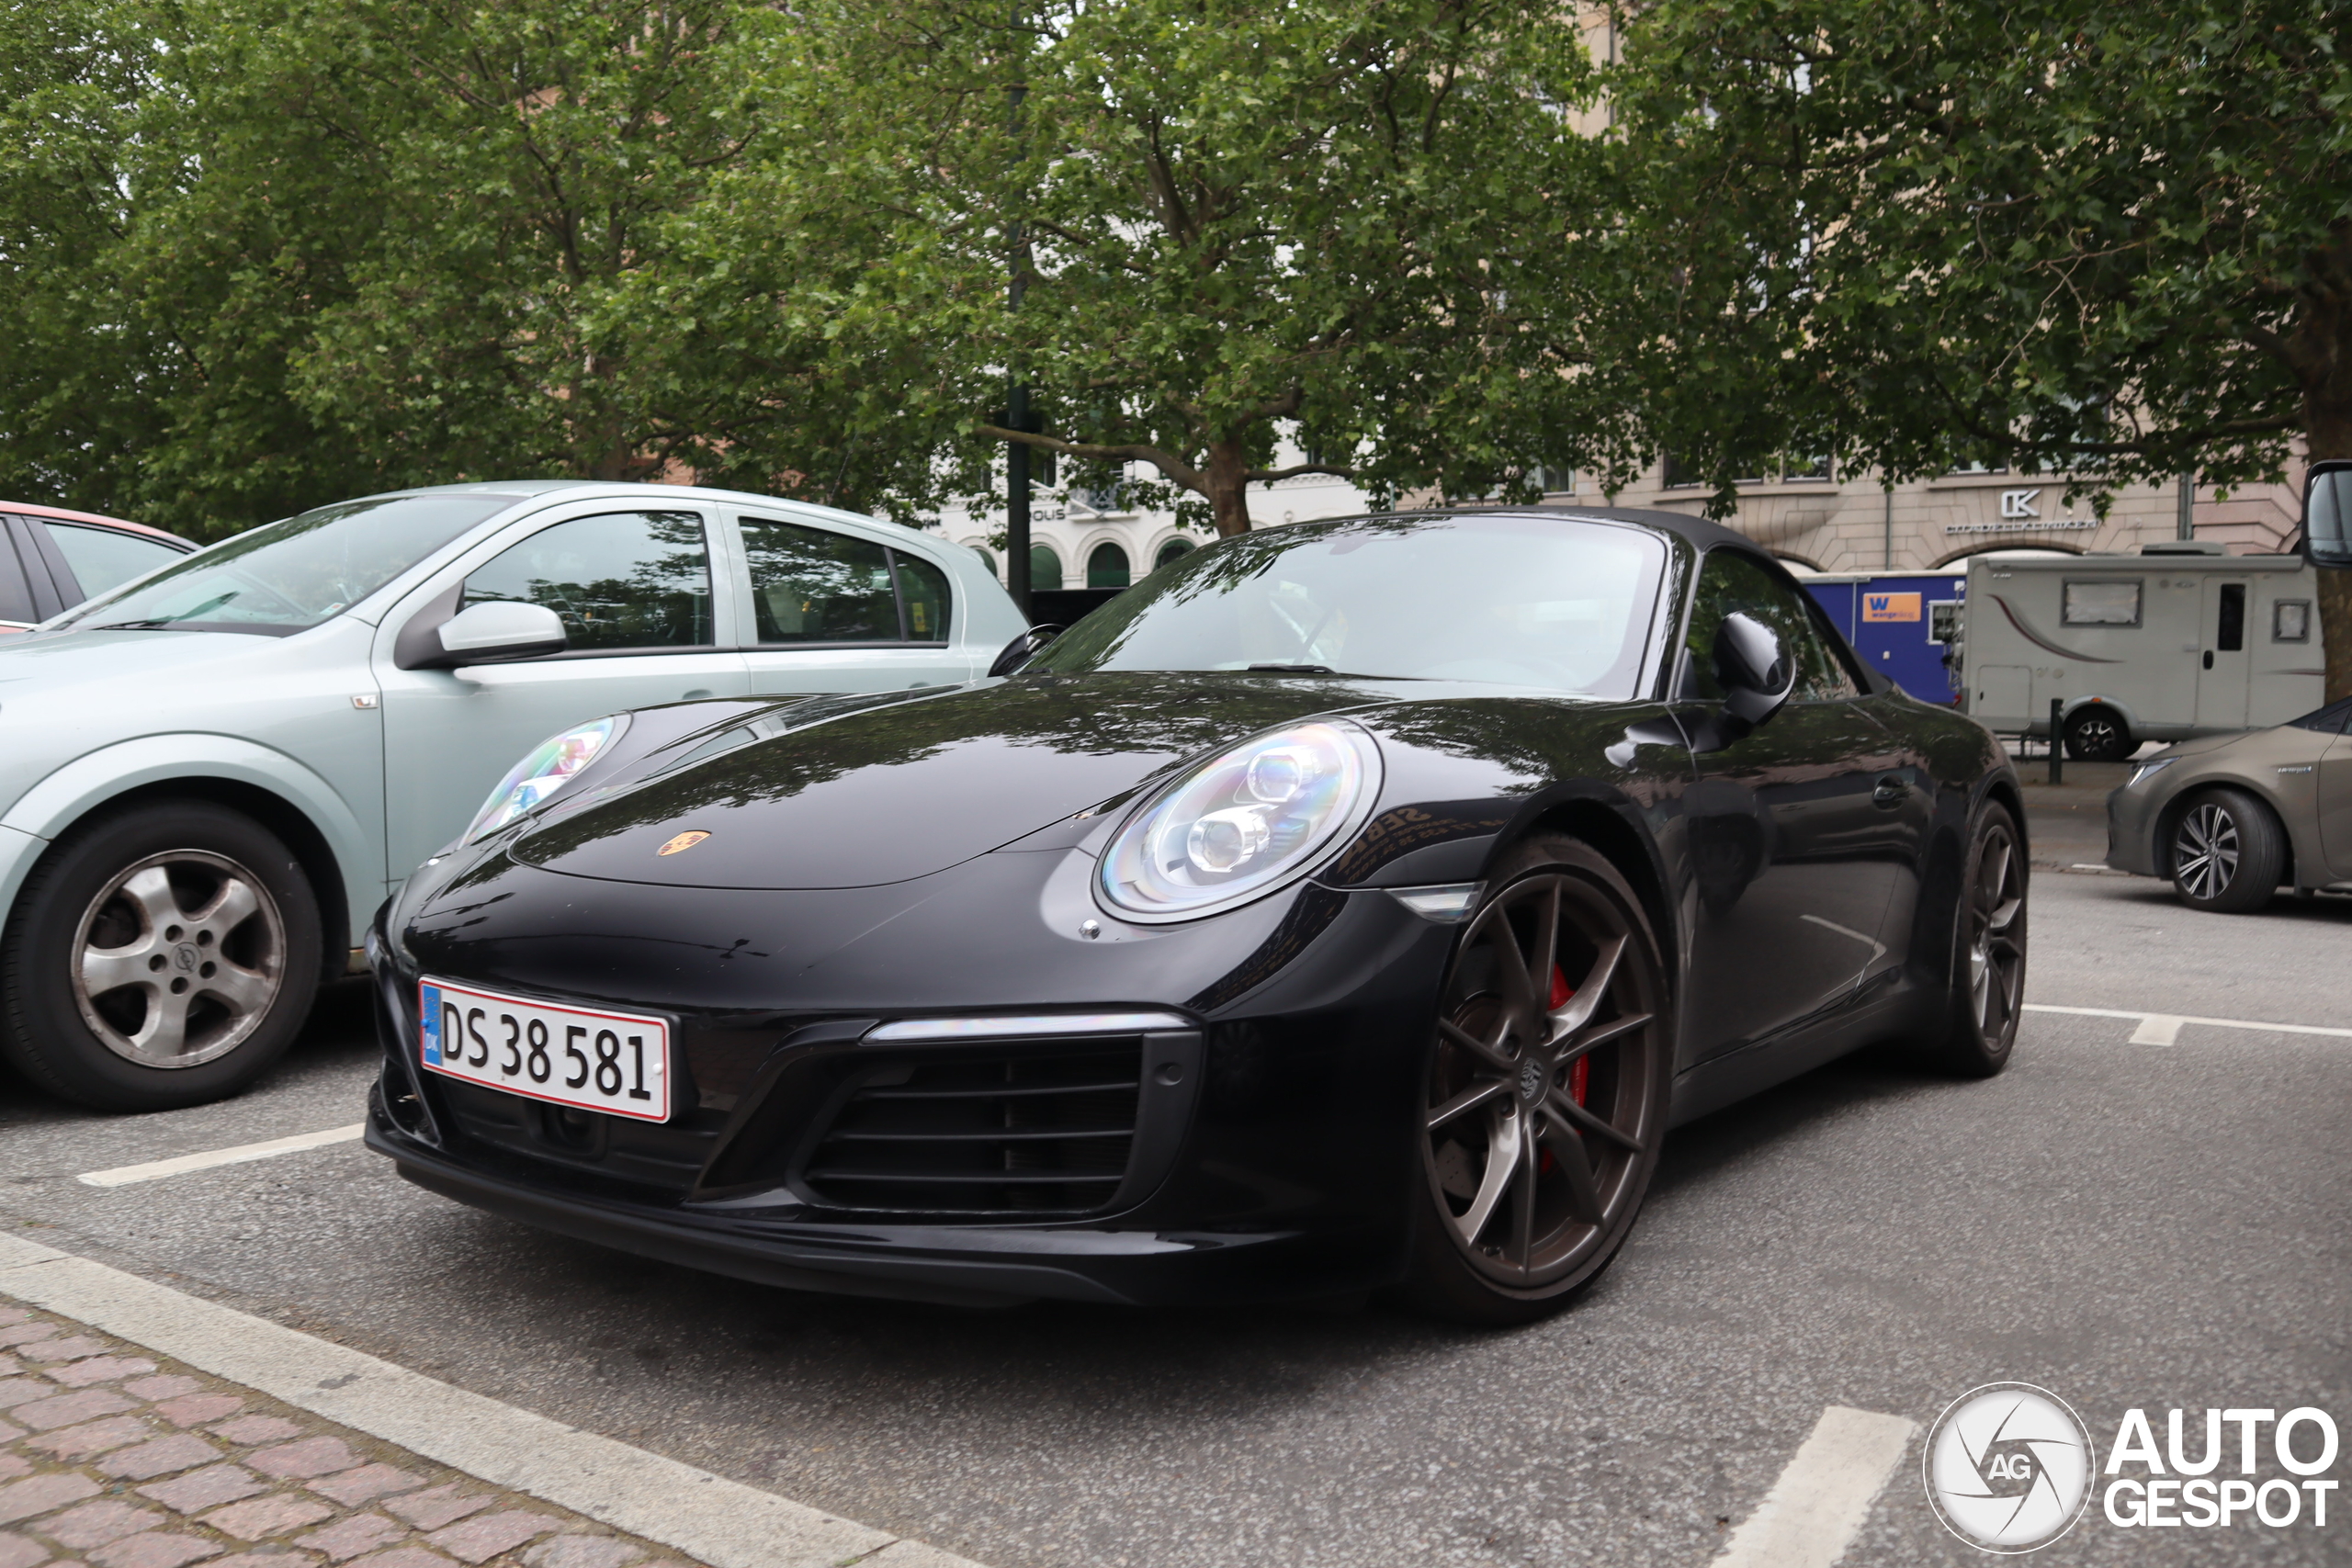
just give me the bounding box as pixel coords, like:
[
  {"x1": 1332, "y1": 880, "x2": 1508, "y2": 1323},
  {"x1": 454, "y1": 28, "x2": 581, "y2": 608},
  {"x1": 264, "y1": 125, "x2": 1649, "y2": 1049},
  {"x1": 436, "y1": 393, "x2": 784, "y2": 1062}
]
[
  {"x1": 462, "y1": 511, "x2": 712, "y2": 652},
  {"x1": 42, "y1": 524, "x2": 185, "y2": 599},
  {"x1": 741, "y1": 519, "x2": 899, "y2": 642},
  {"x1": 1680, "y1": 550, "x2": 1858, "y2": 703},
  {"x1": 895, "y1": 553, "x2": 952, "y2": 642},
  {"x1": 0, "y1": 524, "x2": 38, "y2": 622}
]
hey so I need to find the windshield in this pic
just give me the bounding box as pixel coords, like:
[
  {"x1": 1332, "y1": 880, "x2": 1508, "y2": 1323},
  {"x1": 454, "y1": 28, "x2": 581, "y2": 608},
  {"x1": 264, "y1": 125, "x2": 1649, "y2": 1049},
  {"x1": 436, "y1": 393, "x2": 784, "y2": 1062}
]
[
  {"x1": 52, "y1": 492, "x2": 520, "y2": 637},
  {"x1": 1028, "y1": 513, "x2": 1668, "y2": 695}
]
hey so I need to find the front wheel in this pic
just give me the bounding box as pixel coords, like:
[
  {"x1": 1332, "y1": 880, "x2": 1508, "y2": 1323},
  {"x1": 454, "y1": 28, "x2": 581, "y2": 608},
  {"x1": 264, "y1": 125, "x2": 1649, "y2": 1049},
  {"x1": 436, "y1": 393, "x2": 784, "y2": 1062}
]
[
  {"x1": 1, "y1": 801, "x2": 321, "y2": 1111},
  {"x1": 1925, "y1": 801, "x2": 2028, "y2": 1077},
  {"x1": 1396, "y1": 835, "x2": 1670, "y2": 1325},
  {"x1": 2169, "y1": 788, "x2": 2286, "y2": 913}
]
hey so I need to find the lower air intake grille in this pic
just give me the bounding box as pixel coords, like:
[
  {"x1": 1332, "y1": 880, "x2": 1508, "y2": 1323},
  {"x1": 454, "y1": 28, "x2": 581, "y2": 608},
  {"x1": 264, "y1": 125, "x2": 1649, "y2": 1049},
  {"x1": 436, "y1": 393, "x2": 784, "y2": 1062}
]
[{"x1": 799, "y1": 1045, "x2": 1140, "y2": 1216}]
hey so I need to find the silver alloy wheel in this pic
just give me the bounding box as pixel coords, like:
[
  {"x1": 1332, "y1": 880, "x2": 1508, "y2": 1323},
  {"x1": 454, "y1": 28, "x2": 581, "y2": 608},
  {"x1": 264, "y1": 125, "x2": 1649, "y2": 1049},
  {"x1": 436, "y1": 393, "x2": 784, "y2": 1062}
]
[
  {"x1": 1966, "y1": 821, "x2": 2026, "y2": 1040},
  {"x1": 71, "y1": 850, "x2": 287, "y2": 1068},
  {"x1": 1423, "y1": 872, "x2": 1660, "y2": 1285},
  {"x1": 2174, "y1": 802, "x2": 2240, "y2": 902}
]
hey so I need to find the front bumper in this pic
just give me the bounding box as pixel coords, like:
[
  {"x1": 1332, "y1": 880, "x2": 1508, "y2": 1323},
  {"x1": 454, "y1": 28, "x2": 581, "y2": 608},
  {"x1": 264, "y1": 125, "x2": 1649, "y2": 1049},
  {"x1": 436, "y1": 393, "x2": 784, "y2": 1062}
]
[
  {"x1": 2104, "y1": 780, "x2": 2162, "y2": 876},
  {"x1": 365, "y1": 859, "x2": 1461, "y2": 1309}
]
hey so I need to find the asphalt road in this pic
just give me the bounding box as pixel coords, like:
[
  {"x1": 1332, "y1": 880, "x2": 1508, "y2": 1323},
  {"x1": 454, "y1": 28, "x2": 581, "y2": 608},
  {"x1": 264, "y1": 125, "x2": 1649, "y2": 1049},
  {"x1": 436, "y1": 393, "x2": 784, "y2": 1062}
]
[{"x1": 5, "y1": 868, "x2": 2347, "y2": 1568}]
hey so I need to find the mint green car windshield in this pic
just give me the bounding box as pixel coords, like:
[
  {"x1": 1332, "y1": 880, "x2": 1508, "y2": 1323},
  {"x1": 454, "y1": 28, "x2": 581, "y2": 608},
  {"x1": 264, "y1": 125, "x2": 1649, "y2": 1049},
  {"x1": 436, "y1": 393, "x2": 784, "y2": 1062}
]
[{"x1": 55, "y1": 493, "x2": 516, "y2": 637}]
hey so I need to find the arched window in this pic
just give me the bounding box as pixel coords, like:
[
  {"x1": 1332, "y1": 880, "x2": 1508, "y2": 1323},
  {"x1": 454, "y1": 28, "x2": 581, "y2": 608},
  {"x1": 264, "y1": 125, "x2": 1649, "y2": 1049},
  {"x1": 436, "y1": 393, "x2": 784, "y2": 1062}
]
[
  {"x1": 967, "y1": 544, "x2": 997, "y2": 580},
  {"x1": 1155, "y1": 537, "x2": 1196, "y2": 569},
  {"x1": 1028, "y1": 545, "x2": 1063, "y2": 590},
  {"x1": 1087, "y1": 542, "x2": 1131, "y2": 589}
]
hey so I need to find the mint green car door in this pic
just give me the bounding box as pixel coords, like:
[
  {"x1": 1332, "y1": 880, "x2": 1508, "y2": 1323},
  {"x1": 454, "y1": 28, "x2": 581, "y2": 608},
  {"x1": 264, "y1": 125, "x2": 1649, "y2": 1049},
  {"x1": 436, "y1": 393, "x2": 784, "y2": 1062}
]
[{"x1": 376, "y1": 508, "x2": 748, "y2": 886}]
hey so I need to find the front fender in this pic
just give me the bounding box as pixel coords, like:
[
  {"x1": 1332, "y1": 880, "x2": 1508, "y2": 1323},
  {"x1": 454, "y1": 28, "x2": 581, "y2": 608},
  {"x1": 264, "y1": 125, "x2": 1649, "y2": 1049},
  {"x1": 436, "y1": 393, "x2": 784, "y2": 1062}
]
[{"x1": 0, "y1": 734, "x2": 378, "y2": 938}]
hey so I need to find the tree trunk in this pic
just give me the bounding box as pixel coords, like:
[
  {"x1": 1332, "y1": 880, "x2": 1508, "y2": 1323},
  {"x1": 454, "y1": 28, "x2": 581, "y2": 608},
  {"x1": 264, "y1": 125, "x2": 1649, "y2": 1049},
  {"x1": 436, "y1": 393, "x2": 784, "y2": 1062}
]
[
  {"x1": 1204, "y1": 438, "x2": 1252, "y2": 537},
  {"x1": 2301, "y1": 235, "x2": 2352, "y2": 704}
]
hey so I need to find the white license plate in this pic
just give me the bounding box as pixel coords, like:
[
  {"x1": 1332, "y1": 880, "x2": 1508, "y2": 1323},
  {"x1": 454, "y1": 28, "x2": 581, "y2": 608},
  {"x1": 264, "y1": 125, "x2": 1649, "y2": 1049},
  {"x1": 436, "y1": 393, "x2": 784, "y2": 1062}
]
[{"x1": 418, "y1": 978, "x2": 671, "y2": 1122}]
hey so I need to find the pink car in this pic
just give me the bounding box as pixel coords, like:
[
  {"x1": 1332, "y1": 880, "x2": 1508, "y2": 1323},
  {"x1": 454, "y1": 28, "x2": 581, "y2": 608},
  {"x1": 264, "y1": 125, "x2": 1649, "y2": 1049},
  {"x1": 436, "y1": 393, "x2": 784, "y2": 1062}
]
[{"x1": 1, "y1": 502, "x2": 198, "y2": 633}]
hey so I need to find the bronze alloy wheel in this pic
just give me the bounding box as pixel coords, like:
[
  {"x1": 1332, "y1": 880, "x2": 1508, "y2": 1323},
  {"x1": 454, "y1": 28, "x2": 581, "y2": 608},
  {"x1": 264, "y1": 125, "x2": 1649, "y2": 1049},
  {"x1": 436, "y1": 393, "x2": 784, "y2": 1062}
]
[
  {"x1": 1411, "y1": 838, "x2": 1668, "y2": 1318},
  {"x1": 1962, "y1": 816, "x2": 2026, "y2": 1054},
  {"x1": 72, "y1": 849, "x2": 288, "y2": 1068}
]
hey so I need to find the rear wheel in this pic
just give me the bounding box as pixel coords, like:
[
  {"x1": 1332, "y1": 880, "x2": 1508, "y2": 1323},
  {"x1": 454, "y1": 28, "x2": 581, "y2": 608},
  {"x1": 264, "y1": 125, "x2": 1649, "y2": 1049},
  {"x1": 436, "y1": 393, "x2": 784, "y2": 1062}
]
[
  {"x1": 1, "y1": 801, "x2": 321, "y2": 1111},
  {"x1": 2169, "y1": 788, "x2": 2286, "y2": 913},
  {"x1": 2063, "y1": 706, "x2": 2132, "y2": 762},
  {"x1": 1926, "y1": 801, "x2": 2029, "y2": 1077},
  {"x1": 1396, "y1": 836, "x2": 1669, "y2": 1325}
]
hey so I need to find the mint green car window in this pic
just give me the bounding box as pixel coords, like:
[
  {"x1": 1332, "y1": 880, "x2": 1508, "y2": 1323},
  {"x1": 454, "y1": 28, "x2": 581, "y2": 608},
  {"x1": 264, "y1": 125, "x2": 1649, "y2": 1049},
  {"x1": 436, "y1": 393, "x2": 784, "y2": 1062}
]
[{"x1": 462, "y1": 511, "x2": 713, "y2": 651}]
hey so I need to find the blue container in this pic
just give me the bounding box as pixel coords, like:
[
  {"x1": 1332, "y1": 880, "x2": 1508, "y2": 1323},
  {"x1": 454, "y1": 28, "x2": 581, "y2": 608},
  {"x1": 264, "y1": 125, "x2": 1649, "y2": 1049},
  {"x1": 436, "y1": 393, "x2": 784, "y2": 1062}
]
[{"x1": 1803, "y1": 570, "x2": 1970, "y2": 705}]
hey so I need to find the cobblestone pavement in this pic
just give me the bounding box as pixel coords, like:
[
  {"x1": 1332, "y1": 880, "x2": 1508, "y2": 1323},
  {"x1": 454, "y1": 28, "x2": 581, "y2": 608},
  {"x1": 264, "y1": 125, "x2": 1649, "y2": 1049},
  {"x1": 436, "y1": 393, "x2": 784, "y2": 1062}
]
[{"x1": 0, "y1": 1302, "x2": 691, "y2": 1568}]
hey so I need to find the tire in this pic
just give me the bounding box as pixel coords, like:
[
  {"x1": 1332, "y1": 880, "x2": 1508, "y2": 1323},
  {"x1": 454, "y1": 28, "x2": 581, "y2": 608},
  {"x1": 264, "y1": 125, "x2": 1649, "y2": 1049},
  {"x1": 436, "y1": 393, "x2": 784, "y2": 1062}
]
[
  {"x1": 2169, "y1": 788, "x2": 2287, "y2": 914},
  {"x1": 1925, "y1": 801, "x2": 2029, "y2": 1077},
  {"x1": 1395, "y1": 835, "x2": 1671, "y2": 1325},
  {"x1": 1, "y1": 801, "x2": 322, "y2": 1111},
  {"x1": 2063, "y1": 705, "x2": 2132, "y2": 762}
]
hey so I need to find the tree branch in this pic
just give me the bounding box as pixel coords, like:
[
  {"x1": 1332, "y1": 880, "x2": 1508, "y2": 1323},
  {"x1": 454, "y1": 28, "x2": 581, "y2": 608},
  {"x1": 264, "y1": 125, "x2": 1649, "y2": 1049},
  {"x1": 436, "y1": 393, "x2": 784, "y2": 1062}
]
[{"x1": 976, "y1": 424, "x2": 1206, "y2": 493}]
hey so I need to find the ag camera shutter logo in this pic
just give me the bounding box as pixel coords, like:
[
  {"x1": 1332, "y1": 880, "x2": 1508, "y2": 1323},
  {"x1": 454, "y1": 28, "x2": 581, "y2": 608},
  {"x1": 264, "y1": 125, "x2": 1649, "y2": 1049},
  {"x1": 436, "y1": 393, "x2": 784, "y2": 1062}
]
[{"x1": 1923, "y1": 1383, "x2": 2094, "y2": 1552}]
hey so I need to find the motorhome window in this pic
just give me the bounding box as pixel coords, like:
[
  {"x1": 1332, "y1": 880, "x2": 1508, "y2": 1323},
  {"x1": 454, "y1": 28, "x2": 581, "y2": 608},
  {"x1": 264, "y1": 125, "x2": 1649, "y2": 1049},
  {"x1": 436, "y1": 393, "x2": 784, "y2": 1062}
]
[
  {"x1": 2061, "y1": 580, "x2": 2141, "y2": 626},
  {"x1": 2274, "y1": 599, "x2": 2312, "y2": 642},
  {"x1": 1929, "y1": 602, "x2": 1962, "y2": 645},
  {"x1": 2216, "y1": 583, "x2": 2245, "y2": 651}
]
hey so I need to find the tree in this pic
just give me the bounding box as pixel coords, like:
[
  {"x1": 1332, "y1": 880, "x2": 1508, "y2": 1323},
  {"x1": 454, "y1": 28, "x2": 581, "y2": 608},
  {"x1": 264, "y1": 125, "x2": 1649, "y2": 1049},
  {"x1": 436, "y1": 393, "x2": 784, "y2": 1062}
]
[
  {"x1": 0, "y1": 0, "x2": 958, "y2": 537},
  {"x1": 796, "y1": 0, "x2": 1615, "y2": 536},
  {"x1": 1597, "y1": 0, "x2": 2352, "y2": 696}
]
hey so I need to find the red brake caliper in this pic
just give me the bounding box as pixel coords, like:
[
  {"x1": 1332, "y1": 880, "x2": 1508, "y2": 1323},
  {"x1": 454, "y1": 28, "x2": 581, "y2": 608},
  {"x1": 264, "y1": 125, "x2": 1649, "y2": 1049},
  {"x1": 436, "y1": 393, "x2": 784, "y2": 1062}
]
[
  {"x1": 1550, "y1": 964, "x2": 1590, "y2": 1107},
  {"x1": 1539, "y1": 964, "x2": 1589, "y2": 1177}
]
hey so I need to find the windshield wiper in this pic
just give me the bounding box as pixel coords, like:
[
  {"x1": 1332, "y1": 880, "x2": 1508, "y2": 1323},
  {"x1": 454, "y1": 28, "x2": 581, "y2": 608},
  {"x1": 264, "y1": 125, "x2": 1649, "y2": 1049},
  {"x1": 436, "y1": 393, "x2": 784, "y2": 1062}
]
[
  {"x1": 93, "y1": 618, "x2": 187, "y2": 630},
  {"x1": 1248, "y1": 662, "x2": 1339, "y2": 674}
]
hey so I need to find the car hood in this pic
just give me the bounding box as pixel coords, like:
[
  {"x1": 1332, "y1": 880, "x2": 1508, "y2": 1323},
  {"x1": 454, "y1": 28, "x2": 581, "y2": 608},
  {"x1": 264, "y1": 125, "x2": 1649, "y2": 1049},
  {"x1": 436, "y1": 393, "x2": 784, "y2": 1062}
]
[
  {"x1": 0, "y1": 626, "x2": 301, "y2": 691},
  {"x1": 508, "y1": 673, "x2": 1412, "y2": 889}
]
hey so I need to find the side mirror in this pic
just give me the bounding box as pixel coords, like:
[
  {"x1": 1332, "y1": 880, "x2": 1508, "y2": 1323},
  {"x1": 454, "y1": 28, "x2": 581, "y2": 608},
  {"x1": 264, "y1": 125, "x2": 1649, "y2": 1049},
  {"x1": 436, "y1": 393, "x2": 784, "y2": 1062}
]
[
  {"x1": 416, "y1": 601, "x2": 568, "y2": 669},
  {"x1": 1713, "y1": 611, "x2": 1796, "y2": 725},
  {"x1": 2303, "y1": 459, "x2": 2352, "y2": 569},
  {"x1": 988, "y1": 624, "x2": 1064, "y2": 678}
]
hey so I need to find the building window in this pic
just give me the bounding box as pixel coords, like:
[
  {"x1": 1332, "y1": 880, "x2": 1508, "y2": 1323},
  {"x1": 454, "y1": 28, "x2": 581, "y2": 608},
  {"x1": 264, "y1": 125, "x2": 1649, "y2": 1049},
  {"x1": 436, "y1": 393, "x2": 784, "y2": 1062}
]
[
  {"x1": 1784, "y1": 454, "x2": 1832, "y2": 481},
  {"x1": 1087, "y1": 542, "x2": 1131, "y2": 589},
  {"x1": 1155, "y1": 537, "x2": 1196, "y2": 570},
  {"x1": 1029, "y1": 544, "x2": 1064, "y2": 591},
  {"x1": 1537, "y1": 464, "x2": 1576, "y2": 494},
  {"x1": 1661, "y1": 452, "x2": 1701, "y2": 489}
]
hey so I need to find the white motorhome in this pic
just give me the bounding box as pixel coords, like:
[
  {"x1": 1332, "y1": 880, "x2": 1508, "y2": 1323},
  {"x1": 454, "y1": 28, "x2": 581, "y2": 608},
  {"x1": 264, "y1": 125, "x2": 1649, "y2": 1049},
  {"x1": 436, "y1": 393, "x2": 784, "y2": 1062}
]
[{"x1": 1962, "y1": 542, "x2": 2325, "y2": 760}]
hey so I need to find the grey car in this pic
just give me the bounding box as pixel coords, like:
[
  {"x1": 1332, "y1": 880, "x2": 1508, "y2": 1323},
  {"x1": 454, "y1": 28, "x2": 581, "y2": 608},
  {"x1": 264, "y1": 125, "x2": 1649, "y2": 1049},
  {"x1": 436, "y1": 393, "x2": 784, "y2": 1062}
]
[
  {"x1": 2106, "y1": 694, "x2": 2352, "y2": 910},
  {"x1": 0, "y1": 481, "x2": 1024, "y2": 1111}
]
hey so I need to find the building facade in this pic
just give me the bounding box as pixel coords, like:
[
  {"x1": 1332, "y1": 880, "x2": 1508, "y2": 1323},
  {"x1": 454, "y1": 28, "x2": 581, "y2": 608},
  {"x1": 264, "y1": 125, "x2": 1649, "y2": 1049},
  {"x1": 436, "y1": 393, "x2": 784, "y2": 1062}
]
[{"x1": 925, "y1": 449, "x2": 2305, "y2": 594}]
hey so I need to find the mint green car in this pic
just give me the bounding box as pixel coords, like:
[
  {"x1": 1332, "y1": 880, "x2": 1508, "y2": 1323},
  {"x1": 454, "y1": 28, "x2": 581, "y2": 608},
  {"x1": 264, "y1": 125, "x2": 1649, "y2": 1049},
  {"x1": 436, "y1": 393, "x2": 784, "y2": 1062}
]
[{"x1": 0, "y1": 481, "x2": 1023, "y2": 1110}]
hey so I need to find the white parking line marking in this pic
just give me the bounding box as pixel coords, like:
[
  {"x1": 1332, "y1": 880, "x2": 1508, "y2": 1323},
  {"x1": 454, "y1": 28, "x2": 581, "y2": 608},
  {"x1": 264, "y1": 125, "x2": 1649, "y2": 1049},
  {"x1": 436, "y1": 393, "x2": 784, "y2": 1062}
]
[
  {"x1": 1714, "y1": 1405, "x2": 1917, "y2": 1568},
  {"x1": 0, "y1": 1232, "x2": 985, "y2": 1568},
  {"x1": 76, "y1": 1123, "x2": 367, "y2": 1187},
  {"x1": 2024, "y1": 1004, "x2": 2352, "y2": 1042},
  {"x1": 2129, "y1": 1014, "x2": 2185, "y2": 1046}
]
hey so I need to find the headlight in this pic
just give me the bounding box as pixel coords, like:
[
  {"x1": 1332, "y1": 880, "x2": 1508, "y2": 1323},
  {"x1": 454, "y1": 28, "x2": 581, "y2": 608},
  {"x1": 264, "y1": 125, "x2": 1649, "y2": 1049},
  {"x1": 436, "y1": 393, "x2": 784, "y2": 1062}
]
[
  {"x1": 2126, "y1": 757, "x2": 2177, "y2": 789},
  {"x1": 464, "y1": 716, "x2": 626, "y2": 842},
  {"x1": 1098, "y1": 719, "x2": 1383, "y2": 922}
]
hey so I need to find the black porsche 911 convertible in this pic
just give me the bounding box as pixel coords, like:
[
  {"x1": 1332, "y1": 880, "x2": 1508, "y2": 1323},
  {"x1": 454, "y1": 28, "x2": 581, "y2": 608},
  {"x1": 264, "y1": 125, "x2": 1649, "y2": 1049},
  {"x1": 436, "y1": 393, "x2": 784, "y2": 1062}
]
[{"x1": 366, "y1": 507, "x2": 2027, "y2": 1323}]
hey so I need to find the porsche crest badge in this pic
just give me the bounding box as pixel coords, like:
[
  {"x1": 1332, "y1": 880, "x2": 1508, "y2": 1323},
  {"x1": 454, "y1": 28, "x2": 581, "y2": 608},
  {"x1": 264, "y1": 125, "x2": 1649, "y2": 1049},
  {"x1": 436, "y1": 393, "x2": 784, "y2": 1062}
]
[{"x1": 657, "y1": 830, "x2": 710, "y2": 857}]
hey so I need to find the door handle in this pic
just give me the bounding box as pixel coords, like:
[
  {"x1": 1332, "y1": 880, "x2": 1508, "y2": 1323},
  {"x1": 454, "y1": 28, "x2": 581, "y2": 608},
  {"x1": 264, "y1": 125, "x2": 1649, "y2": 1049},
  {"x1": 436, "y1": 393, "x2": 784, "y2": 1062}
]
[
  {"x1": 2202, "y1": 650, "x2": 2214, "y2": 670},
  {"x1": 1871, "y1": 775, "x2": 1907, "y2": 808}
]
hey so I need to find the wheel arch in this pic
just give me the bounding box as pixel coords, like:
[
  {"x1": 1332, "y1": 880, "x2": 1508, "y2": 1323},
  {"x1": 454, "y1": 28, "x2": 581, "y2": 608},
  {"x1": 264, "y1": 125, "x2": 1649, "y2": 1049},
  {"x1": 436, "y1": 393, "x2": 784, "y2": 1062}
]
[
  {"x1": 1516, "y1": 797, "x2": 1679, "y2": 982},
  {"x1": 0, "y1": 739, "x2": 375, "y2": 983}
]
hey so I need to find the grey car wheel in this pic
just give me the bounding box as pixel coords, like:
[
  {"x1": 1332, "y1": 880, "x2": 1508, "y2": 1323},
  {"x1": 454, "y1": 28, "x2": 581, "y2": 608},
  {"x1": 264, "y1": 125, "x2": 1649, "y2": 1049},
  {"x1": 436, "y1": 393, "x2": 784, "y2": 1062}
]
[
  {"x1": 2, "y1": 799, "x2": 322, "y2": 1111},
  {"x1": 2170, "y1": 788, "x2": 2286, "y2": 913},
  {"x1": 73, "y1": 850, "x2": 288, "y2": 1068}
]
